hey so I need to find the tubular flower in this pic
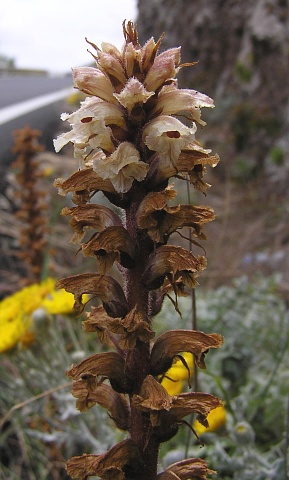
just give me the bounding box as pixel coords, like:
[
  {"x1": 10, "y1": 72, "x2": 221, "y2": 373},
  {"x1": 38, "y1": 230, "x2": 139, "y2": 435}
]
[
  {"x1": 143, "y1": 115, "x2": 196, "y2": 168},
  {"x1": 54, "y1": 21, "x2": 221, "y2": 480}
]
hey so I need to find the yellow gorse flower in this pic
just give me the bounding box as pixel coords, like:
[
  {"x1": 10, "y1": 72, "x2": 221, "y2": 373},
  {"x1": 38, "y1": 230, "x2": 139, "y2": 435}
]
[
  {"x1": 193, "y1": 405, "x2": 227, "y2": 435},
  {"x1": 0, "y1": 278, "x2": 75, "y2": 353},
  {"x1": 161, "y1": 352, "x2": 194, "y2": 396}
]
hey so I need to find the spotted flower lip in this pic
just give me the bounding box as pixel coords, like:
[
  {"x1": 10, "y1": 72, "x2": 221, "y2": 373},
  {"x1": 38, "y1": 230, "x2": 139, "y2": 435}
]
[
  {"x1": 143, "y1": 115, "x2": 196, "y2": 167},
  {"x1": 53, "y1": 96, "x2": 126, "y2": 154},
  {"x1": 92, "y1": 141, "x2": 149, "y2": 193}
]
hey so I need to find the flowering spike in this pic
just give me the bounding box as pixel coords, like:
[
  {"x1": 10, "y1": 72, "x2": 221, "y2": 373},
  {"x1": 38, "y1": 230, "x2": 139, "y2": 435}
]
[{"x1": 54, "y1": 21, "x2": 221, "y2": 479}]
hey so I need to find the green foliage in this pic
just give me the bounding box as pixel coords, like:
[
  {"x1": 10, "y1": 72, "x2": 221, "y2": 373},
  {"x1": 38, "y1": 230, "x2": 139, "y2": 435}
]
[
  {"x1": 269, "y1": 146, "x2": 285, "y2": 166},
  {"x1": 156, "y1": 276, "x2": 289, "y2": 479},
  {"x1": 233, "y1": 61, "x2": 253, "y2": 83}
]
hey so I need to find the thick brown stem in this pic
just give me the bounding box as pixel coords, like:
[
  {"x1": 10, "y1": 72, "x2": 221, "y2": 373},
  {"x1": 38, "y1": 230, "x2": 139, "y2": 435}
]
[{"x1": 125, "y1": 189, "x2": 160, "y2": 479}]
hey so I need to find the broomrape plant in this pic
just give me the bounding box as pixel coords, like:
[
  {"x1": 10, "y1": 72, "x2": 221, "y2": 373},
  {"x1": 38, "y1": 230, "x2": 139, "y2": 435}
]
[{"x1": 54, "y1": 21, "x2": 222, "y2": 480}]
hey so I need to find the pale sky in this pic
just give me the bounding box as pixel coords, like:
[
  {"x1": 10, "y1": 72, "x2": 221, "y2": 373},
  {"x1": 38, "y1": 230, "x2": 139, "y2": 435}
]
[{"x1": 0, "y1": 0, "x2": 137, "y2": 74}]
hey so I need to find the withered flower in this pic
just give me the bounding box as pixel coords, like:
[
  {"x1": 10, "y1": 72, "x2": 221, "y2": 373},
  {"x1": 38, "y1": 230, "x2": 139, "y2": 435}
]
[
  {"x1": 157, "y1": 458, "x2": 216, "y2": 480},
  {"x1": 54, "y1": 20, "x2": 221, "y2": 480},
  {"x1": 67, "y1": 439, "x2": 142, "y2": 480},
  {"x1": 137, "y1": 186, "x2": 215, "y2": 243},
  {"x1": 71, "y1": 379, "x2": 130, "y2": 430},
  {"x1": 61, "y1": 204, "x2": 122, "y2": 243},
  {"x1": 150, "y1": 329, "x2": 224, "y2": 375},
  {"x1": 56, "y1": 273, "x2": 128, "y2": 317},
  {"x1": 82, "y1": 225, "x2": 136, "y2": 272},
  {"x1": 142, "y1": 245, "x2": 207, "y2": 292},
  {"x1": 132, "y1": 375, "x2": 222, "y2": 437}
]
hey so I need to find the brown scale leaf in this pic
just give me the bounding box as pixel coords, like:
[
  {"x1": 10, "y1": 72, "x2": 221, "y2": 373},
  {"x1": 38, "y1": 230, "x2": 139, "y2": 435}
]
[
  {"x1": 157, "y1": 457, "x2": 216, "y2": 480},
  {"x1": 62, "y1": 204, "x2": 122, "y2": 243},
  {"x1": 137, "y1": 187, "x2": 215, "y2": 243},
  {"x1": 71, "y1": 379, "x2": 130, "y2": 430},
  {"x1": 150, "y1": 329, "x2": 224, "y2": 375},
  {"x1": 82, "y1": 226, "x2": 136, "y2": 273},
  {"x1": 142, "y1": 245, "x2": 207, "y2": 291},
  {"x1": 67, "y1": 351, "x2": 127, "y2": 393},
  {"x1": 56, "y1": 273, "x2": 128, "y2": 317},
  {"x1": 67, "y1": 439, "x2": 142, "y2": 480}
]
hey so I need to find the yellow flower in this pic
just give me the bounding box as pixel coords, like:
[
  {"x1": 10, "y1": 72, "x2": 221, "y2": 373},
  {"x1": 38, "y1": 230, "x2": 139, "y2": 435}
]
[
  {"x1": 161, "y1": 352, "x2": 194, "y2": 396},
  {"x1": 0, "y1": 278, "x2": 55, "y2": 353},
  {"x1": 0, "y1": 278, "x2": 77, "y2": 353},
  {"x1": 42, "y1": 288, "x2": 75, "y2": 314},
  {"x1": 193, "y1": 405, "x2": 226, "y2": 435}
]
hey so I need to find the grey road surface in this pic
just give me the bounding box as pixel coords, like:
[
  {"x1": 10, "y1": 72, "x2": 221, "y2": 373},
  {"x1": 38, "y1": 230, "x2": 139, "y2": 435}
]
[{"x1": 0, "y1": 74, "x2": 74, "y2": 174}]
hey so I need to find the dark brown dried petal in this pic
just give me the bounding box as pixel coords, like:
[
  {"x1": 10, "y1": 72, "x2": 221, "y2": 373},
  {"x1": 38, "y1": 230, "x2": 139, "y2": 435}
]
[
  {"x1": 142, "y1": 245, "x2": 206, "y2": 291},
  {"x1": 67, "y1": 351, "x2": 127, "y2": 393},
  {"x1": 54, "y1": 168, "x2": 116, "y2": 205},
  {"x1": 83, "y1": 304, "x2": 154, "y2": 349},
  {"x1": 56, "y1": 273, "x2": 128, "y2": 317},
  {"x1": 71, "y1": 380, "x2": 130, "y2": 430},
  {"x1": 117, "y1": 306, "x2": 155, "y2": 349},
  {"x1": 62, "y1": 204, "x2": 122, "y2": 243},
  {"x1": 171, "y1": 392, "x2": 223, "y2": 426},
  {"x1": 150, "y1": 329, "x2": 224, "y2": 374},
  {"x1": 67, "y1": 439, "x2": 142, "y2": 480},
  {"x1": 82, "y1": 305, "x2": 114, "y2": 344},
  {"x1": 132, "y1": 375, "x2": 172, "y2": 412},
  {"x1": 157, "y1": 457, "x2": 216, "y2": 480},
  {"x1": 132, "y1": 375, "x2": 172, "y2": 427},
  {"x1": 82, "y1": 226, "x2": 135, "y2": 272},
  {"x1": 147, "y1": 145, "x2": 219, "y2": 192},
  {"x1": 137, "y1": 188, "x2": 215, "y2": 243}
]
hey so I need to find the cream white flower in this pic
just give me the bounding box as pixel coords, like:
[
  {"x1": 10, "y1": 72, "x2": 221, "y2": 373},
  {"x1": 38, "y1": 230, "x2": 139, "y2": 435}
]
[
  {"x1": 144, "y1": 47, "x2": 181, "y2": 92},
  {"x1": 92, "y1": 142, "x2": 149, "y2": 193},
  {"x1": 53, "y1": 96, "x2": 127, "y2": 156},
  {"x1": 114, "y1": 78, "x2": 155, "y2": 114},
  {"x1": 151, "y1": 85, "x2": 214, "y2": 125},
  {"x1": 142, "y1": 115, "x2": 196, "y2": 167},
  {"x1": 72, "y1": 67, "x2": 117, "y2": 104}
]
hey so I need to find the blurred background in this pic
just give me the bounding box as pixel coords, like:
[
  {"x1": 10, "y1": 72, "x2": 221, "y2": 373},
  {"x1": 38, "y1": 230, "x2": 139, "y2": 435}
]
[{"x1": 0, "y1": 1, "x2": 289, "y2": 479}]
